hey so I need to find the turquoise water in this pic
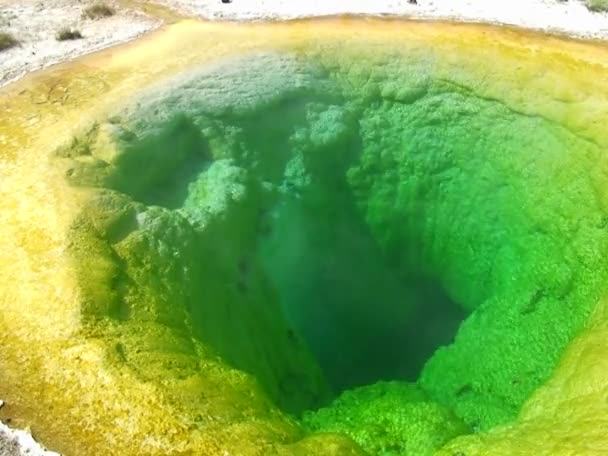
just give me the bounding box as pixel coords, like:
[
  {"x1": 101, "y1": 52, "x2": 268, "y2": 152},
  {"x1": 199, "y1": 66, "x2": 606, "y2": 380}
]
[{"x1": 59, "y1": 44, "x2": 608, "y2": 455}]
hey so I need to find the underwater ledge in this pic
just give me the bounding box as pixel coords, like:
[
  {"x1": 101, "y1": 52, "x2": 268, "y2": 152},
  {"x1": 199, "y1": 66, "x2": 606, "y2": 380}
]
[{"x1": 1, "y1": 17, "x2": 608, "y2": 456}]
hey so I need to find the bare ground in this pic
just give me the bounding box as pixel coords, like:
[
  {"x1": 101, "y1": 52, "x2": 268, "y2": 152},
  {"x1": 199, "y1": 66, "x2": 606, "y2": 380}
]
[{"x1": 0, "y1": 0, "x2": 160, "y2": 87}]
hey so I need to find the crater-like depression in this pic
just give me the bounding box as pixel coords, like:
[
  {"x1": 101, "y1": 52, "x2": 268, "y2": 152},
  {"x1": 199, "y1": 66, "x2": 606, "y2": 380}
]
[{"x1": 34, "y1": 29, "x2": 608, "y2": 455}]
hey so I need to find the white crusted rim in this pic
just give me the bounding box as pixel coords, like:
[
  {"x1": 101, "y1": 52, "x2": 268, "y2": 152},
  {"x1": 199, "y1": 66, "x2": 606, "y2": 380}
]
[
  {"x1": 0, "y1": 0, "x2": 162, "y2": 88},
  {"x1": 152, "y1": 0, "x2": 608, "y2": 40}
]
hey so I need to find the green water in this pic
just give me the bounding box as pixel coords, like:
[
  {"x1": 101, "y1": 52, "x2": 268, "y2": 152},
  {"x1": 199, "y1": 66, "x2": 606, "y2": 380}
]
[{"x1": 59, "y1": 49, "x2": 608, "y2": 455}]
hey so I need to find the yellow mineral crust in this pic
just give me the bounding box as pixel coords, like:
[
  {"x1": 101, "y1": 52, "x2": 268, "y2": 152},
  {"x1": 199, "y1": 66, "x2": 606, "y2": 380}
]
[
  {"x1": 0, "y1": 18, "x2": 607, "y2": 456},
  {"x1": 437, "y1": 298, "x2": 608, "y2": 455}
]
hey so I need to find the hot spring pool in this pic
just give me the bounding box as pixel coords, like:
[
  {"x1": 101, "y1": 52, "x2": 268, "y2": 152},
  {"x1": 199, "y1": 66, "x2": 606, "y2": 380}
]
[{"x1": 1, "y1": 18, "x2": 608, "y2": 456}]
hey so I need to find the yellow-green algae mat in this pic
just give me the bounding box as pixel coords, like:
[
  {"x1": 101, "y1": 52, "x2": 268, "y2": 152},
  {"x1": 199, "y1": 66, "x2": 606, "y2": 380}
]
[{"x1": 1, "y1": 17, "x2": 608, "y2": 456}]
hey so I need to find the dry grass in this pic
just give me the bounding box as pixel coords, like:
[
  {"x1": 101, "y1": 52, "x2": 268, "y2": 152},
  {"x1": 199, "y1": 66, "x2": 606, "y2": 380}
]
[
  {"x1": 83, "y1": 2, "x2": 116, "y2": 19},
  {"x1": 0, "y1": 32, "x2": 18, "y2": 52},
  {"x1": 586, "y1": 0, "x2": 608, "y2": 11},
  {"x1": 56, "y1": 27, "x2": 83, "y2": 41}
]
